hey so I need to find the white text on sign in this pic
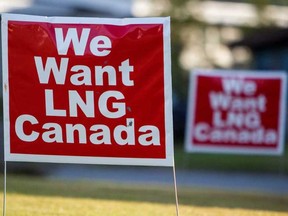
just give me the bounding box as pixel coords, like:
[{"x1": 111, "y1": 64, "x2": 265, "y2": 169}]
[{"x1": 15, "y1": 27, "x2": 161, "y2": 146}]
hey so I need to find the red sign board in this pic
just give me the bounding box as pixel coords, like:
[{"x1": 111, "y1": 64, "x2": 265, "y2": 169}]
[
  {"x1": 2, "y1": 14, "x2": 174, "y2": 166},
  {"x1": 185, "y1": 70, "x2": 287, "y2": 155}
]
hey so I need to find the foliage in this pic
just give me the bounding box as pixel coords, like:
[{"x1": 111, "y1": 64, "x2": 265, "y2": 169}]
[{"x1": 156, "y1": 0, "x2": 279, "y2": 97}]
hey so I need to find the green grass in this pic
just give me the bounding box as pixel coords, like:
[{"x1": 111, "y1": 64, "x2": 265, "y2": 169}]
[
  {"x1": 174, "y1": 143, "x2": 288, "y2": 173},
  {"x1": 0, "y1": 175, "x2": 287, "y2": 215}
]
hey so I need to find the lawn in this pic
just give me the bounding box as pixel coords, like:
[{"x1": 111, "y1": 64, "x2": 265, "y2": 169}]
[
  {"x1": 0, "y1": 175, "x2": 287, "y2": 215},
  {"x1": 174, "y1": 143, "x2": 288, "y2": 174}
]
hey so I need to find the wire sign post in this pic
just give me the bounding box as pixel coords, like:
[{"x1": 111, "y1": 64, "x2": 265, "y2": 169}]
[{"x1": 1, "y1": 14, "x2": 178, "y2": 215}]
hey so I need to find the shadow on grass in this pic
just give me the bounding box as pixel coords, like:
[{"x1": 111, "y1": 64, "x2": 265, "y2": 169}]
[{"x1": 0, "y1": 174, "x2": 287, "y2": 213}]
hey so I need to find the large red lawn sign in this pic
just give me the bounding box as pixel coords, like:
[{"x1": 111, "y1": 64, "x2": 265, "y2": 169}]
[
  {"x1": 185, "y1": 69, "x2": 287, "y2": 155},
  {"x1": 2, "y1": 14, "x2": 174, "y2": 166}
]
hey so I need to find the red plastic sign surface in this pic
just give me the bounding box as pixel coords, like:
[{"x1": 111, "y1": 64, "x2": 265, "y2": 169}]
[
  {"x1": 2, "y1": 14, "x2": 173, "y2": 166},
  {"x1": 185, "y1": 70, "x2": 287, "y2": 155}
]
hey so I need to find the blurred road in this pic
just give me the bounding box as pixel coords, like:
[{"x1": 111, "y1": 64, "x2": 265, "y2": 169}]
[
  {"x1": 47, "y1": 165, "x2": 288, "y2": 195},
  {"x1": 1, "y1": 123, "x2": 287, "y2": 196}
]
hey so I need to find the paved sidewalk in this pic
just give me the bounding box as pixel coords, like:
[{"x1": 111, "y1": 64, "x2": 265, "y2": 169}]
[{"x1": 47, "y1": 165, "x2": 288, "y2": 195}]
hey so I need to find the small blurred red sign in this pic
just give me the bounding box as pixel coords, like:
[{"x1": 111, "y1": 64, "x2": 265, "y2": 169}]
[
  {"x1": 185, "y1": 69, "x2": 287, "y2": 155},
  {"x1": 2, "y1": 14, "x2": 174, "y2": 166}
]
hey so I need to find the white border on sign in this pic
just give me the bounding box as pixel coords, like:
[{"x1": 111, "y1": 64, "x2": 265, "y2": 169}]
[
  {"x1": 2, "y1": 14, "x2": 10, "y2": 163},
  {"x1": 1, "y1": 14, "x2": 174, "y2": 166},
  {"x1": 2, "y1": 13, "x2": 169, "y2": 25},
  {"x1": 185, "y1": 69, "x2": 287, "y2": 155}
]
